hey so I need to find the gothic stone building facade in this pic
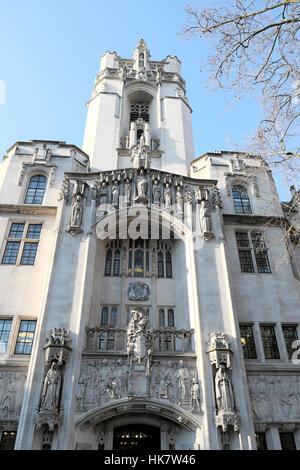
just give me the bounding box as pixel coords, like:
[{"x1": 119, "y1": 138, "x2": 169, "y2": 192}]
[{"x1": 0, "y1": 40, "x2": 300, "y2": 451}]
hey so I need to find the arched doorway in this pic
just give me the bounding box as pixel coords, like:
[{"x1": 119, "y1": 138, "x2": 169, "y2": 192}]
[{"x1": 113, "y1": 424, "x2": 160, "y2": 451}]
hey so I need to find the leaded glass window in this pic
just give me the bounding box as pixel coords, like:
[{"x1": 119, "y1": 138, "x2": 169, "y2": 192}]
[
  {"x1": 282, "y1": 325, "x2": 299, "y2": 360},
  {"x1": 239, "y1": 324, "x2": 257, "y2": 359},
  {"x1": 2, "y1": 221, "x2": 42, "y2": 265},
  {"x1": 260, "y1": 325, "x2": 280, "y2": 359},
  {"x1": 232, "y1": 185, "x2": 252, "y2": 214},
  {"x1": 24, "y1": 175, "x2": 47, "y2": 204},
  {"x1": 14, "y1": 320, "x2": 36, "y2": 355},
  {"x1": 0, "y1": 319, "x2": 12, "y2": 354},
  {"x1": 101, "y1": 307, "x2": 108, "y2": 326}
]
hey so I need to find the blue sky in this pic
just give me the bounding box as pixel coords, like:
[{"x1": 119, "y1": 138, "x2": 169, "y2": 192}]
[{"x1": 0, "y1": 0, "x2": 290, "y2": 199}]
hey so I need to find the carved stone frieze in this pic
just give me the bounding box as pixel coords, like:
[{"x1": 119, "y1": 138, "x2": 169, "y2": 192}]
[
  {"x1": 248, "y1": 375, "x2": 300, "y2": 423},
  {"x1": 0, "y1": 371, "x2": 27, "y2": 419},
  {"x1": 75, "y1": 357, "x2": 199, "y2": 413}
]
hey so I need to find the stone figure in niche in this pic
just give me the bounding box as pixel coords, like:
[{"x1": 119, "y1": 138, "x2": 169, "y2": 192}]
[
  {"x1": 112, "y1": 180, "x2": 119, "y2": 207},
  {"x1": 199, "y1": 199, "x2": 212, "y2": 233},
  {"x1": 40, "y1": 362, "x2": 61, "y2": 411},
  {"x1": 215, "y1": 364, "x2": 235, "y2": 412},
  {"x1": 156, "y1": 66, "x2": 162, "y2": 85},
  {"x1": 152, "y1": 179, "x2": 161, "y2": 204},
  {"x1": 124, "y1": 178, "x2": 131, "y2": 205},
  {"x1": 127, "y1": 307, "x2": 153, "y2": 364},
  {"x1": 191, "y1": 378, "x2": 201, "y2": 412},
  {"x1": 128, "y1": 281, "x2": 150, "y2": 301},
  {"x1": 132, "y1": 140, "x2": 150, "y2": 169},
  {"x1": 120, "y1": 64, "x2": 127, "y2": 82},
  {"x1": 175, "y1": 186, "x2": 184, "y2": 215},
  {"x1": 135, "y1": 169, "x2": 148, "y2": 203},
  {"x1": 99, "y1": 181, "x2": 108, "y2": 208},
  {"x1": 71, "y1": 194, "x2": 83, "y2": 227},
  {"x1": 164, "y1": 183, "x2": 172, "y2": 209}
]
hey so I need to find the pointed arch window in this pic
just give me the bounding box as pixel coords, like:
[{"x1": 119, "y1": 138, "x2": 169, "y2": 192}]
[
  {"x1": 232, "y1": 185, "x2": 252, "y2": 214},
  {"x1": 24, "y1": 175, "x2": 47, "y2": 204}
]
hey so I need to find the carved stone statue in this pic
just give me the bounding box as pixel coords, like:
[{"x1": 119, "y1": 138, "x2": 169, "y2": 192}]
[
  {"x1": 127, "y1": 307, "x2": 153, "y2": 364},
  {"x1": 99, "y1": 181, "x2": 108, "y2": 208},
  {"x1": 175, "y1": 186, "x2": 184, "y2": 215},
  {"x1": 124, "y1": 178, "x2": 131, "y2": 205},
  {"x1": 112, "y1": 180, "x2": 119, "y2": 207},
  {"x1": 70, "y1": 194, "x2": 83, "y2": 227},
  {"x1": 40, "y1": 362, "x2": 61, "y2": 412},
  {"x1": 135, "y1": 169, "x2": 148, "y2": 203},
  {"x1": 164, "y1": 183, "x2": 172, "y2": 209},
  {"x1": 199, "y1": 199, "x2": 214, "y2": 240},
  {"x1": 152, "y1": 179, "x2": 161, "y2": 204},
  {"x1": 131, "y1": 141, "x2": 151, "y2": 169},
  {"x1": 191, "y1": 378, "x2": 201, "y2": 412},
  {"x1": 215, "y1": 364, "x2": 235, "y2": 412}
]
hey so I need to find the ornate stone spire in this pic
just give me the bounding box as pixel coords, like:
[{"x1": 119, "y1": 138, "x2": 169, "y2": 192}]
[{"x1": 133, "y1": 38, "x2": 150, "y2": 72}]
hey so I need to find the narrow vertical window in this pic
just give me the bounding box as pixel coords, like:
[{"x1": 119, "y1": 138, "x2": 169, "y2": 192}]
[
  {"x1": 251, "y1": 232, "x2": 271, "y2": 273},
  {"x1": 99, "y1": 334, "x2": 105, "y2": 350},
  {"x1": 145, "y1": 251, "x2": 149, "y2": 277},
  {"x1": 105, "y1": 250, "x2": 112, "y2": 276},
  {"x1": 111, "y1": 307, "x2": 117, "y2": 326},
  {"x1": 128, "y1": 250, "x2": 132, "y2": 276},
  {"x1": 25, "y1": 175, "x2": 47, "y2": 204},
  {"x1": 107, "y1": 333, "x2": 115, "y2": 350},
  {"x1": 282, "y1": 325, "x2": 299, "y2": 360},
  {"x1": 101, "y1": 307, "x2": 108, "y2": 326},
  {"x1": 236, "y1": 232, "x2": 254, "y2": 273},
  {"x1": 113, "y1": 249, "x2": 120, "y2": 276},
  {"x1": 0, "y1": 319, "x2": 12, "y2": 354},
  {"x1": 14, "y1": 320, "x2": 36, "y2": 355},
  {"x1": 167, "y1": 309, "x2": 175, "y2": 327},
  {"x1": 239, "y1": 324, "x2": 257, "y2": 359},
  {"x1": 159, "y1": 309, "x2": 165, "y2": 328},
  {"x1": 158, "y1": 251, "x2": 164, "y2": 278},
  {"x1": 166, "y1": 251, "x2": 172, "y2": 278},
  {"x1": 260, "y1": 325, "x2": 280, "y2": 359},
  {"x1": 134, "y1": 249, "x2": 144, "y2": 277}
]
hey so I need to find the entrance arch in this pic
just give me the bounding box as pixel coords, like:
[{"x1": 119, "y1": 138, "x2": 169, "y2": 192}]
[{"x1": 75, "y1": 398, "x2": 201, "y2": 450}]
